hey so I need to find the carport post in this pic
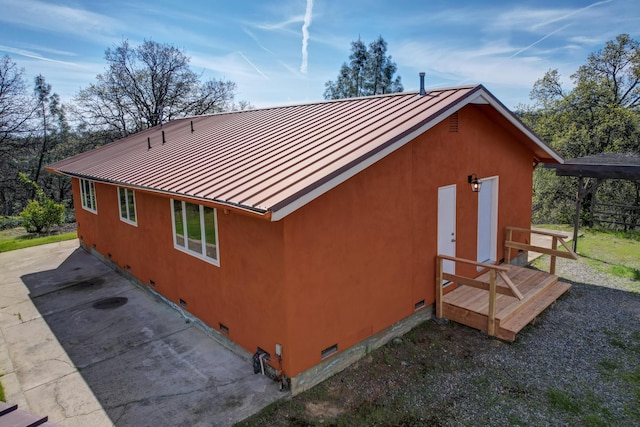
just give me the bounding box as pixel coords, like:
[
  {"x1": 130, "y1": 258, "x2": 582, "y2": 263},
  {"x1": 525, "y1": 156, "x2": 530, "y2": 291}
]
[{"x1": 572, "y1": 176, "x2": 583, "y2": 253}]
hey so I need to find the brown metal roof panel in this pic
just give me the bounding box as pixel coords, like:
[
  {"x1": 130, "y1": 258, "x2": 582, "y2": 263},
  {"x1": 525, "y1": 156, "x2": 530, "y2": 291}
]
[
  {"x1": 49, "y1": 86, "x2": 520, "y2": 217},
  {"x1": 254, "y1": 89, "x2": 479, "y2": 210},
  {"x1": 230, "y1": 89, "x2": 475, "y2": 207},
  {"x1": 170, "y1": 97, "x2": 403, "y2": 197},
  {"x1": 198, "y1": 96, "x2": 417, "y2": 200},
  {"x1": 140, "y1": 105, "x2": 328, "y2": 189}
]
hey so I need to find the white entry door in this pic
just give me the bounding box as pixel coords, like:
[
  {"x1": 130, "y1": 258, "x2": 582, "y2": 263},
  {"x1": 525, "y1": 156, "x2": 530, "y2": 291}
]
[
  {"x1": 477, "y1": 176, "x2": 498, "y2": 264},
  {"x1": 438, "y1": 185, "x2": 456, "y2": 280}
]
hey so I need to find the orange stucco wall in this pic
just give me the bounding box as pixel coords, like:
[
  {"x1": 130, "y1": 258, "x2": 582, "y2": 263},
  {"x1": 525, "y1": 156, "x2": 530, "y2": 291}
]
[
  {"x1": 282, "y1": 104, "x2": 533, "y2": 376},
  {"x1": 72, "y1": 103, "x2": 535, "y2": 380},
  {"x1": 73, "y1": 183, "x2": 288, "y2": 366}
]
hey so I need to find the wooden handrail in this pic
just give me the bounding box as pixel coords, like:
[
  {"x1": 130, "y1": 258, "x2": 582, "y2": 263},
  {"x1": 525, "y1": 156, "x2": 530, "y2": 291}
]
[
  {"x1": 438, "y1": 255, "x2": 511, "y2": 271},
  {"x1": 509, "y1": 226, "x2": 569, "y2": 239},
  {"x1": 505, "y1": 226, "x2": 578, "y2": 275}
]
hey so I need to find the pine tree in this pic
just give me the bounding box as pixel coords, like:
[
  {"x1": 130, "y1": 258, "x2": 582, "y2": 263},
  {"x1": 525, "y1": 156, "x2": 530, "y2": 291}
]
[{"x1": 324, "y1": 36, "x2": 403, "y2": 100}]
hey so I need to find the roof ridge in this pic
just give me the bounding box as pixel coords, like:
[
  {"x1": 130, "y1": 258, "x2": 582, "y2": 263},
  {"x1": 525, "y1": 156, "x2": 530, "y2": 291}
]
[{"x1": 186, "y1": 85, "x2": 482, "y2": 119}]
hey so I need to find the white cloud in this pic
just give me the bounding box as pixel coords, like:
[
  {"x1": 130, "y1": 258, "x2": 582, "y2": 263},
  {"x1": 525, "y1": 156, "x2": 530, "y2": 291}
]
[
  {"x1": 300, "y1": 0, "x2": 313, "y2": 74},
  {"x1": 0, "y1": 0, "x2": 122, "y2": 43},
  {"x1": 255, "y1": 16, "x2": 305, "y2": 34},
  {"x1": 395, "y1": 40, "x2": 554, "y2": 89}
]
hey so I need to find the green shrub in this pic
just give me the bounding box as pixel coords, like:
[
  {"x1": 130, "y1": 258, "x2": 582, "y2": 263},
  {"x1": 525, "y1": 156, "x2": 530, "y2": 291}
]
[
  {"x1": 18, "y1": 173, "x2": 65, "y2": 234},
  {"x1": 20, "y1": 198, "x2": 65, "y2": 234}
]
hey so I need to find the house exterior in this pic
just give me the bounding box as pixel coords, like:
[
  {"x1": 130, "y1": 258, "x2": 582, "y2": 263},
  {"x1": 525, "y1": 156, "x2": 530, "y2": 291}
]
[{"x1": 47, "y1": 85, "x2": 562, "y2": 394}]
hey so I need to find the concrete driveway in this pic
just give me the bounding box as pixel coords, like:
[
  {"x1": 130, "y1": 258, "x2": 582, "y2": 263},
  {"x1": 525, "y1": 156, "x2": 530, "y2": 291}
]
[{"x1": 0, "y1": 240, "x2": 284, "y2": 426}]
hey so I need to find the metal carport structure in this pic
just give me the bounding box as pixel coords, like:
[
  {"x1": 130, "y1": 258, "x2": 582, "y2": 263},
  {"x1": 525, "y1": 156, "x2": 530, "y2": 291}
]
[{"x1": 546, "y1": 152, "x2": 640, "y2": 251}]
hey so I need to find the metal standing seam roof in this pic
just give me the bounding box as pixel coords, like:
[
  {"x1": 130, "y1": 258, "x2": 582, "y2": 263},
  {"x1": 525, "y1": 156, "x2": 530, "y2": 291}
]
[
  {"x1": 47, "y1": 85, "x2": 562, "y2": 221},
  {"x1": 550, "y1": 152, "x2": 640, "y2": 180}
]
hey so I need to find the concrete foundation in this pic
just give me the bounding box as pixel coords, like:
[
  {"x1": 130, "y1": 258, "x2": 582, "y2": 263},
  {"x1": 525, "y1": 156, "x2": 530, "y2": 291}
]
[{"x1": 290, "y1": 306, "x2": 433, "y2": 395}]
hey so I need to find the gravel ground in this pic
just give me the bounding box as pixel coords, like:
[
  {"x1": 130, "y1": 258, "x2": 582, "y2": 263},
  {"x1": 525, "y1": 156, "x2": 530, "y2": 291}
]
[{"x1": 239, "y1": 256, "x2": 640, "y2": 426}]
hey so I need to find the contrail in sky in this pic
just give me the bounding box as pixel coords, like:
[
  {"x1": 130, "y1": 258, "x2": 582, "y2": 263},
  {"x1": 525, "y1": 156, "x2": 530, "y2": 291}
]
[
  {"x1": 510, "y1": 24, "x2": 571, "y2": 57},
  {"x1": 512, "y1": 0, "x2": 612, "y2": 58},
  {"x1": 300, "y1": 0, "x2": 313, "y2": 74},
  {"x1": 238, "y1": 51, "x2": 269, "y2": 80}
]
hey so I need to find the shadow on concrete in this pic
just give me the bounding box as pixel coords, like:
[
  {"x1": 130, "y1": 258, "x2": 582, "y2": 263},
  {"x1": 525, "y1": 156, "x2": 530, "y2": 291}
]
[{"x1": 18, "y1": 247, "x2": 283, "y2": 426}]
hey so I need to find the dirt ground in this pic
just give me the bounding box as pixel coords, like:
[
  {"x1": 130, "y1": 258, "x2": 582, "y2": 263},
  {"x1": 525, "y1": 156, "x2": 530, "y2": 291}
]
[{"x1": 237, "y1": 258, "x2": 640, "y2": 426}]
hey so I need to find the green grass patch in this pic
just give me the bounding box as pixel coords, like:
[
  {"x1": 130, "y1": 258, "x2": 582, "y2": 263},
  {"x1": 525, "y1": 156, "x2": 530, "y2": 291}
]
[
  {"x1": 0, "y1": 373, "x2": 5, "y2": 402},
  {"x1": 577, "y1": 229, "x2": 640, "y2": 270},
  {"x1": 533, "y1": 224, "x2": 574, "y2": 233},
  {"x1": 609, "y1": 264, "x2": 640, "y2": 281},
  {"x1": 535, "y1": 227, "x2": 640, "y2": 291},
  {"x1": 547, "y1": 388, "x2": 581, "y2": 414},
  {"x1": 0, "y1": 227, "x2": 77, "y2": 253},
  {"x1": 547, "y1": 388, "x2": 611, "y2": 425}
]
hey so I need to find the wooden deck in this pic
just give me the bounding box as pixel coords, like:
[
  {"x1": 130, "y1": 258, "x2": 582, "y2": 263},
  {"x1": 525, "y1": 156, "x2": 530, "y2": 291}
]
[
  {"x1": 439, "y1": 265, "x2": 571, "y2": 341},
  {"x1": 436, "y1": 227, "x2": 577, "y2": 341}
]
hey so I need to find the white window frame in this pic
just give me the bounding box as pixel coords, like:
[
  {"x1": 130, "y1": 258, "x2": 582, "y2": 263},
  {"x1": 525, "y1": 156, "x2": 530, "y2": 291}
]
[
  {"x1": 118, "y1": 187, "x2": 137, "y2": 226},
  {"x1": 170, "y1": 199, "x2": 220, "y2": 266},
  {"x1": 79, "y1": 178, "x2": 97, "y2": 213}
]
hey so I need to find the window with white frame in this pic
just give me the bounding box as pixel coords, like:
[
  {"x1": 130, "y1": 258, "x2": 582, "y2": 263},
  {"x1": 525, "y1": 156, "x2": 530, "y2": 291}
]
[
  {"x1": 171, "y1": 199, "x2": 219, "y2": 265},
  {"x1": 118, "y1": 187, "x2": 137, "y2": 225},
  {"x1": 79, "y1": 179, "x2": 97, "y2": 213}
]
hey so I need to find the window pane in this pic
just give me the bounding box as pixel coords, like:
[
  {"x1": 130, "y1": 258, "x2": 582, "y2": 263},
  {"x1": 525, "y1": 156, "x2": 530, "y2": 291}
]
[
  {"x1": 89, "y1": 182, "x2": 96, "y2": 210},
  {"x1": 203, "y1": 207, "x2": 217, "y2": 260},
  {"x1": 127, "y1": 190, "x2": 136, "y2": 222},
  {"x1": 82, "y1": 180, "x2": 88, "y2": 207},
  {"x1": 185, "y1": 203, "x2": 202, "y2": 253},
  {"x1": 119, "y1": 188, "x2": 127, "y2": 218},
  {"x1": 173, "y1": 200, "x2": 185, "y2": 247}
]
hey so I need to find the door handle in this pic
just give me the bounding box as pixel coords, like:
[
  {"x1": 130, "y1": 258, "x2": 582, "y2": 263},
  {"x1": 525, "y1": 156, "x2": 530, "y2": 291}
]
[{"x1": 451, "y1": 239, "x2": 456, "y2": 242}]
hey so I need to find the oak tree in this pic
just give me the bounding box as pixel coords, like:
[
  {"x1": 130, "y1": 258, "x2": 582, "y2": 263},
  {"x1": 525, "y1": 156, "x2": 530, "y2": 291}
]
[
  {"x1": 522, "y1": 34, "x2": 640, "y2": 226},
  {"x1": 75, "y1": 40, "x2": 237, "y2": 138}
]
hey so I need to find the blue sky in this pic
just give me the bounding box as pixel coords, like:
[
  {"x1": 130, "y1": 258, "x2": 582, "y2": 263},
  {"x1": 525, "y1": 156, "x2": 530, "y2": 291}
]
[{"x1": 1, "y1": 0, "x2": 639, "y2": 110}]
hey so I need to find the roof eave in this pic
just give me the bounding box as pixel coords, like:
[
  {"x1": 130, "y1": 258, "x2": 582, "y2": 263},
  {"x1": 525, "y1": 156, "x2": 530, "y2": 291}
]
[{"x1": 52, "y1": 169, "x2": 272, "y2": 220}]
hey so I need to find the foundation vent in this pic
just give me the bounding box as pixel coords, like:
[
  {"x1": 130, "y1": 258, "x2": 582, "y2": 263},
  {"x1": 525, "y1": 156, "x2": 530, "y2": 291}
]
[
  {"x1": 179, "y1": 298, "x2": 187, "y2": 307},
  {"x1": 321, "y1": 343, "x2": 338, "y2": 359},
  {"x1": 414, "y1": 299, "x2": 426, "y2": 310},
  {"x1": 219, "y1": 323, "x2": 229, "y2": 334},
  {"x1": 449, "y1": 111, "x2": 459, "y2": 132}
]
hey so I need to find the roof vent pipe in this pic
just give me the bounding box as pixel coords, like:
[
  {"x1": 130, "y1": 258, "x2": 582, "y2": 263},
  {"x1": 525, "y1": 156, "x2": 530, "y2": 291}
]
[{"x1": 419, "y1": 72, "x2": 426, "y2": 96}]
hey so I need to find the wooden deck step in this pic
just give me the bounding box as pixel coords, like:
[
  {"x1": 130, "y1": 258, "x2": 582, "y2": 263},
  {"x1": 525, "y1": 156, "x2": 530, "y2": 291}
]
[
  {"x1": 497, "y1": 280, "x2": 571, "y2": 341},
  {"x1": 439, "y1": 266, "x2": 571, "y2": 341},
  {"x1": 442, "y1": 267, "x2": 558, "y2": 319},
  {"x1": 497, "y1": 272, "x2": 558, "y2": 323}
]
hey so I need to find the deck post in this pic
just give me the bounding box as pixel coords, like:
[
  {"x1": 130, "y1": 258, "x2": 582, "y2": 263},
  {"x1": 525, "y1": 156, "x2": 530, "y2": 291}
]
[
  {"x1": 436, "y1": 257, "x2": 444, "y2": 318},
  {"x1": 572, "y1": 176, "x2": 583, "y2": 253},
  {"x1": 505, "y1": 228, "x2": 513, "y2": 264},
  {"x1": 488, "y1": 269, "x2": 496, "y2": 336},
  {"x1": 550, "y1": 236, "x2": 558, "y2": 275}
]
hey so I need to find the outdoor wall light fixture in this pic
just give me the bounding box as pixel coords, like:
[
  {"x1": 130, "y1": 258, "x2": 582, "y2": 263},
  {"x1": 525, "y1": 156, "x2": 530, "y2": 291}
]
[{"x1": 468, "y1": 174, "x2": 482, "y2": 193}]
